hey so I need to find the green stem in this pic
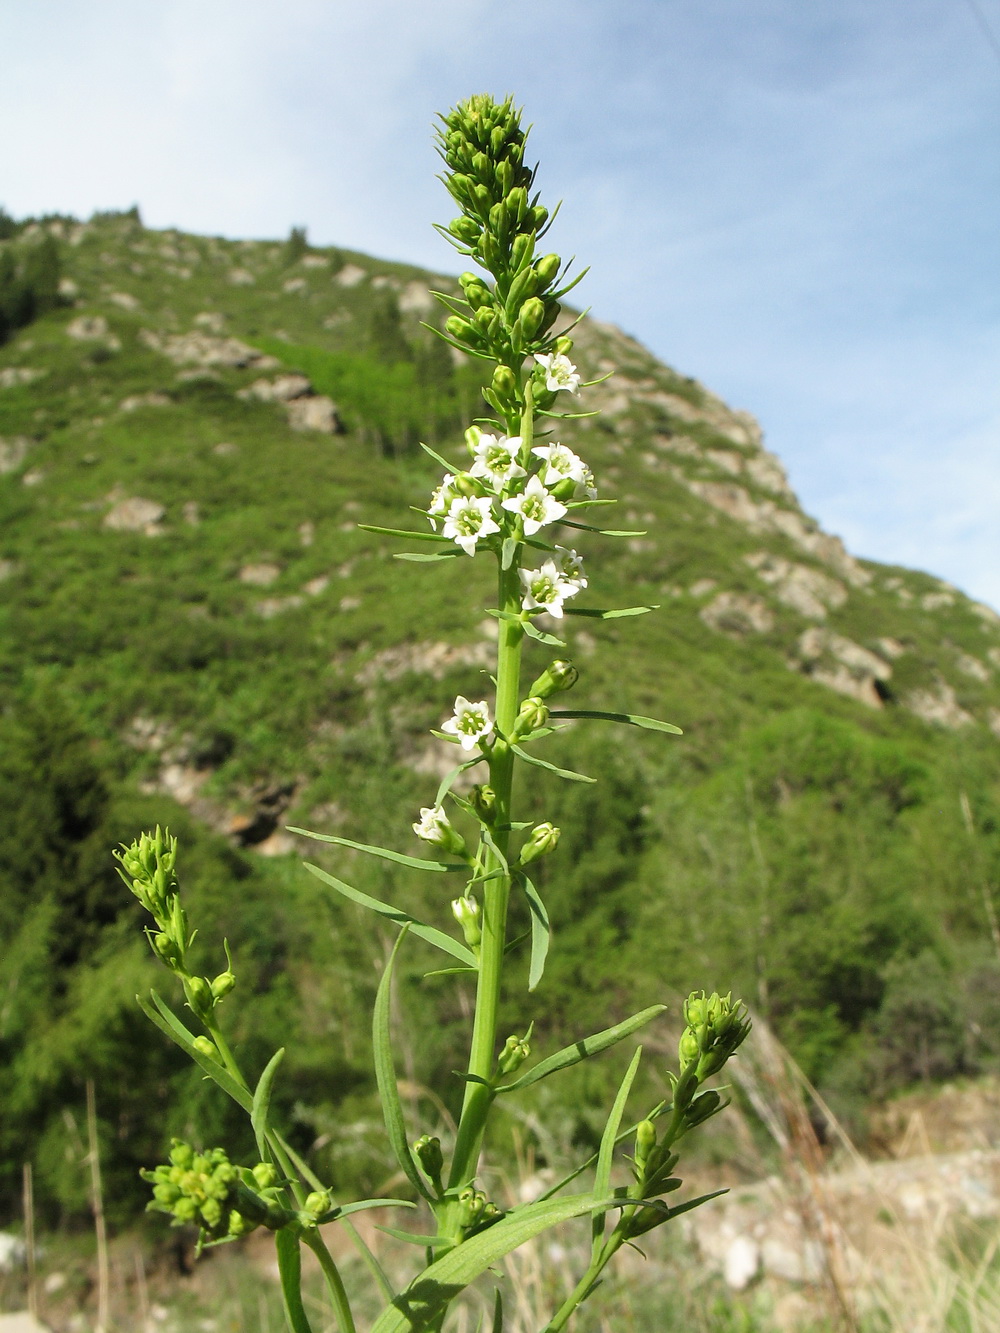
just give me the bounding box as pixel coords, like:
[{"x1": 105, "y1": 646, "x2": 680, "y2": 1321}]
[
  {"x1": 446, "y1": 398, "x2": 533, "y2": 1191},
  {"x1": 302, "y1": 1229, "x2": 357, "y2": 1333},
  {"x1": 542, "y1": 1226, "x2": 627, "y2": 1333}
]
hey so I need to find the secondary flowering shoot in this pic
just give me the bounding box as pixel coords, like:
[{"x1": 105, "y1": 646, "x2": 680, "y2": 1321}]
[
  {"x1": 534, "y1": 352, "x2": 581, "y2": 394},
  {"x1": 442, "y1": 496, "x2": 500, "y2": 555},
  {"x1": 501, "y1": 475, "x2": 568, "y2": 536},
  {"x1": 441, "y1": 696, "x2": 493, "y2": 750}
]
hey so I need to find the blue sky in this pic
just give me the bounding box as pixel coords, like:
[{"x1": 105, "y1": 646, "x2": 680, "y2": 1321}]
[{"x1": 3, "y1": 0, "x2": 998, "y2": 604}]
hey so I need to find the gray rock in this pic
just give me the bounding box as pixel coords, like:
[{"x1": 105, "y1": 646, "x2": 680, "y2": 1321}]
[
  {"x1": 286, "y1": 395, "x2": 342, "y2": 434},
  {"x1": 700, "y1": 591, "x2": 775, "y2": 637},
  {"x1": 0, "y1": 436, "x2": 31, "y2": 474},
  {"x1": 103, "y1": 497, "x2": 166, "y2": 533}
]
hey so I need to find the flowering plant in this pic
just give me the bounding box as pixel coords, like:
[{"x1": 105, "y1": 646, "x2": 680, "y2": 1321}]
[{"x1": 117, "y1": 94, "x2": 749, "y2": 1332}]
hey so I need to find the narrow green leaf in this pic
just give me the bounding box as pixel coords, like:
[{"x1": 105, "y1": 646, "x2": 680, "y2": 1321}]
[
  {"x1": 501, "y1": 537, "x2": 518, "y2": 570},
  {"x1": 563, "y1": 606, "x2": 658, "y2": 620},
  {"x1": 288, "y1": 828, "x2": 465, "y2": 874},
  {"x1": 418, "y1": 441, "x2": 460, "y2": 473},
  {"x1": 394, "y1": 550, "x2": 461, "y2": 562},
  {"x1": 369, "y1": 1193, "x2": 617, "y2": 1333},
  {"x1": 138, "y1": 992, "x2": 252, "y2": 1112},
  {"x1": 627, "y1": 1188, "x2": 729, "y2": 1238},
  {"x1": 251, "y1": 1048, "x2": 285, "y2": 1158},
  {"x1": 499, "y1": 1004, "x2": 666, "y2": 1093},
  {"x1": 492, "y1": 1289, "x2": 504, "y2": 1333},
  {"x1": 558, "y1": 520, "x2": 646, "y2": 537},
  {"x1": 423, "y1": 967, "x2": 477, "y2": 979},
  {"x1": 510, "y1": 743, "x2": 595, "y2": 784},
  {"x1": 435, "y1": 759, "x2": 481, "y2": 807},
  {"x1": 303, "y1": 862, "x2": 477, "y2": 967},
  {"x1": 521, "y1": 619, "x2": 567, "y2": 647},
  {"x1": 548, "y1": 710, "x2": 682, "y2": 736},
  {"x1": 377, "y1": 1227, "x2": 453, "y2": 1247},
  {"x1": 358, "y1": 524, "x2": 449, "y2": 543},
  {"x1": 373, "y1": 930, "x2": 435, "y2": 1203},
  {"x1": 521, "y1": 876, "x2": 550, "y2": 993},
  {"x1": 595, "y1": 1047, "x2": 643, "y2": 1200},
  {"x1": 276, "y1": 1229, "x2": 315, "y2": 1333},
  {"x1": 332, "y1": 1199, "x2": 416, "y2": 1220},
  {"x1": 480, "y1": 826, "x2": 509, "y2": 875}
]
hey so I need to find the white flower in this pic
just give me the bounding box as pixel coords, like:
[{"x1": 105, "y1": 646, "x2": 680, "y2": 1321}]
[
  {"x1": 441, "y1": 696, "x2": 492, "y2": 751},
  {"x1": 534, "y1": 352, "x2": 581, "y2": 394},
  {"x1": 519, "y1": 560, "x2": 584, "y2": 618},
  {"x1": 428, "y1": 473, "x2": 457, "y2": 529},
  {"x1": 531, "y1": 442, "x2": 588, "y2": 488},
  {"x1": 469, "y1": 433, "x2": 525, "y2": 489},
  {"x1": 413, "y1": 806, "x2": 451, "y2": 844},
  {"x1": 501, "y1": 475, "x2": 567, "y2": 536},
  {"x1": 442, "y1": 495, "x2": 500, "y2": 555},
  {"x1": 556, "y1": 546, "x2": 588, "y2": 588}
]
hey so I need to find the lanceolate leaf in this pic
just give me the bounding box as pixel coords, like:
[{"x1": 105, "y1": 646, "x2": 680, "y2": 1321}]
[
  {"x1": 303, "y1": 862, "x2": 477, "y2": 967},
  {"x1": 276, "y1": 1229, "x2": 315, "y2": 1333},
  {"x1": 377, "y1": 1227, "x2": 453, "y2": 1247},
  {"x1": 369, "y1": 1194, "x2": 619, "y2": 1333},
  {"x1": 595, "y1": 1047, "x2": 642, "y2": 1201},
  {"x1": 138, "y1": 992, "x2": 252, "y2": 1112},
  {"x1": 373, "y1": 930, "x2": 435, "y2": 1203},
  {"x1": 358, "y1": 524, "x2": 450, "y2": 543},
  {"x1": 521, "y1": 876, "x2": 550, "y2": 993},
  {"x1": 418, "y1": 441, "x2": 460, "y2": 473},
  {"x1": 251, "y1": 1048, "x2": 285, "y2": 1158},
  {"x1": 510, "y1": 743, "x2": 595, "y2": 784},
  {"x1": 563, "y1": 606, "x2": 658, "y2": 619},
  {"x1": 548, "y1": 710, "x2": 682, "y2": 736},
  {"x1": 498, "y1": 1005, "x2": 666, "y2": 1093},
  {"x1": 394, "y1": 550, "x2": 461, "y2": 562},
  {"x1": 521, "y1": 620, "x2": 567, "y2": 648},
  {"x1": 558, "y1": 520, "x2": 647, "y2": 537},
  {"x1": 288, "y1": 829, "x2": 466, "y2": 874}
]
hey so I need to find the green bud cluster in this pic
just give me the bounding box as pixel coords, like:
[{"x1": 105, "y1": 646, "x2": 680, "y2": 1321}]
[
  {"x1": 679, "y1": 991, "x2": 752, "y2": 1083},
  {"x1": 512, "y1": 695, "x2": 549, "y2": 738},
  {"x1": 436, "y1": 94, "x2": 569, "y2": 367},
  {"x1": 141, "y1": 1141, "x2": 292, "y2": 1243},
  {"x1": 496, "y1": 1028, "x2": 531, "y2": 1076},
  {"x1": 451, "y1": 894, "x2": 482, "y2": 950},
  {"x1": 456, "y1": 1185, "x2": 502, "y2": 1236},
  {"x1": 628, "y1": 1118, "x2": 679, "y2": 1203},
  {"x1": 115, "y1": 830, "x2": 236, "y2": 1025}
]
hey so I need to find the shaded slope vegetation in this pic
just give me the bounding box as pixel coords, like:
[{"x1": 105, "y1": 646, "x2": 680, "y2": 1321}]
[{"x1": 2, "y1": 210, "x2": 1000, "y2": 1220}]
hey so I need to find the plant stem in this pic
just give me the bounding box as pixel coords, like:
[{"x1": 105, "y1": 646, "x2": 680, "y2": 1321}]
[
  {"x1": 541, "y1": 1227, "x2": 627, "y2": 1333},
  {"x1": 446, "y1": 399, "x2": 533, "y2": 1191},
  {"x1": 303, "y1": 1229, "x2": 358, "y2": 1333}
]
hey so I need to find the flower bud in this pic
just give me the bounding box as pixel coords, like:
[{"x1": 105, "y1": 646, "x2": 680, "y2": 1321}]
[
  {"x1": 472, "y1": 183, "x2": 492, "y2": 215},
  {"x1": 497, "y1": 1032, "x2": 531, "y2": 1076},
  {"x1": 211, "y1": 970, "x2": 236, "y2": 1000},
  {"x1": 303, "y1": 1190, "x2": 332, "y2": 1221},
  {"x1": 513, "y1": 696, "x2": 549, "y2": 738},
  {"x1": 449, "y1": 217, "x2": 480, "y2": 244},
  {"x1": 471, "y1": 151, "x2": 491, "y2": 181},
  {"x1": 511, "y1": 232, "x2": 535, "y2": 271},
  {"x1": 445, "y1": 315, "x2": 481, "y2": 345},
  {"x1": 678, "y1": 1028, "x2": 700, "y2": 1068},
  {"x1": 554, "y1": 335, "x2": 574, "y2": 357},
  {"x1": 228, "y1": 1210, "x2": 253, "y2": 1237},
  {"x1": 634, "y1": 1119, "x2": 657, "y2": 1174},
  {"x1": 412, "y1": 805, "x2": 468, "y2": 858},
  {"x1": 535, "y1": 254, "x2": 560, "y2": 288},
  {"x1": 531, "y1": 204, "x2": 549, "y2": 229},
  {"x1": 520, "y1": 822, "x2": 560, "y2": 865},
  {"x1": 469, "y1": 784, "x2": 498, "y2": 825},
  {"x1": 685, "y1": 1090, "x2": 722, "y2": 1128},
  {"x1": 519, "y1": 297, "x2": 545, "y2": 338},
  {"x1": 249, "y1": 1162, "x2": 276, "y2": 1190},
  {"x1": 528, "y1": 660, "x2": 579, "y2": 699},
  {"x1": 457, "y1": 1186, "x2": 487, "y2": 1229},
  {"x1": 152, "y1": 932, "x2": 177, "y2": 964},
  {"x1": 506, "y1": 186, "x2": 527, "y2": 221},
  {"x1": 452, "y1": 895, "x2": 482, "y2": 949},
  {"x1": 452, "y1": 471, "x2": 480, "y2": 496},
  {"x1": 186, "y1": 976, "x2": 214, "y2": 1018},
  {"x1": 413, "y1": 1134, "x2": 444, "y2": 1186},
  {"x1": 192, "y1": 1036, "x2": 218, "y2": 1060},
  {"x1": 491, "y1": 365, "x2": 517, "y2": 399}
]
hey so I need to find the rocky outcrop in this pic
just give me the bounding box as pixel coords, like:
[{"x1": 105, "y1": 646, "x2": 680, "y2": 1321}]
[
  {"x1": 745, "y1": 552, "x2": 847, "y2": 621},
  {"x1": 103, "y1": 497, "x2": 165, "y2": 534},
  {"x1": 139, "y1": 328, "x2": 278, "y2": 370},
  {"x1": 792, "y1": 628, "x2": 892, "y2": 709}
]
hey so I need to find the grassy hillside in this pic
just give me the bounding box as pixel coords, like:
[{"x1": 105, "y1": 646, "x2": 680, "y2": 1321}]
[{"x1": 3, "y1": 209, "x2": 1000, "y2": 1225}]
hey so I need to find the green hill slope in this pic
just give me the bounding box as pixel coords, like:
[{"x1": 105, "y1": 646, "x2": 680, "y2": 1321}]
[{"x1": 3, "y1": 211, "x2": 1000, "y2": 1222}]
